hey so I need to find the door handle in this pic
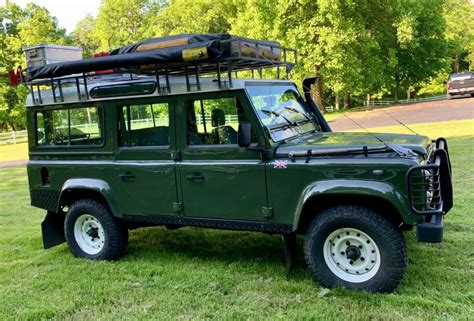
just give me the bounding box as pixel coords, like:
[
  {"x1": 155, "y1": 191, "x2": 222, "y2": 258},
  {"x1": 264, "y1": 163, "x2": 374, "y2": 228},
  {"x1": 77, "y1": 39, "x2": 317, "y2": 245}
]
[
  {"x1": 186, "y1": 174, "x2": 205, "y2": 182},
  {"x1": 119, "y1": 172, "x2": 135, "y2": 181}
]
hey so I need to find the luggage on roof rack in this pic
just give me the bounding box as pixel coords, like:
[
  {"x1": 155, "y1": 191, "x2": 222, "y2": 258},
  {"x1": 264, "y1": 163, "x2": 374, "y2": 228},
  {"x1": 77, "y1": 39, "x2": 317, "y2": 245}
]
[{"x1": 24, "y1": 34, "x2": 296, "y2": 82}]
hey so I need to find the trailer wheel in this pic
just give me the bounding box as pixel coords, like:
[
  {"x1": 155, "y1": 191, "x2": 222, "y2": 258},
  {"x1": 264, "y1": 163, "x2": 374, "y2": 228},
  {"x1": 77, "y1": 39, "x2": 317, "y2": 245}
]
[
  {"x1": 65, "y1": 199, "x2": 128, "y2": 260},
  {"x1": 304, "y1": 206, "x2": 407, "y2": 293}
]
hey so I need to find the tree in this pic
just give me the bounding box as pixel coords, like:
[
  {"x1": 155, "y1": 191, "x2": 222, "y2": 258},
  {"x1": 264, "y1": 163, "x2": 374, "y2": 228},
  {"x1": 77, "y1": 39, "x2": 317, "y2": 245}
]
[
  {"x1": 390, "y1": 0, "x2": 448, "y2": 101},
  {"x1": 0, "y1": 3, "x2": 68, "y2": 130},
  {"x1": 444, "y1": 0, "x2": 474, "y2": 71},
  {"x1": 143, "y1": 0, "x2": 234, "y2": 38},
  {"x1": 95, "y1": 0, "x2": 149, "y2": 50},
  {"x1": 72, "y1": 14, "x2": 100, "y2": 58}
]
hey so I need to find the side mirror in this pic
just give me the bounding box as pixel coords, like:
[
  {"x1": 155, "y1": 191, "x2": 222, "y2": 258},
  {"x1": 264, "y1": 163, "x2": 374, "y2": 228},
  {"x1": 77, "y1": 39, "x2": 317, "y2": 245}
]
[{"x1": 238, "y1": 122, "x2": 252, "y2": 147}]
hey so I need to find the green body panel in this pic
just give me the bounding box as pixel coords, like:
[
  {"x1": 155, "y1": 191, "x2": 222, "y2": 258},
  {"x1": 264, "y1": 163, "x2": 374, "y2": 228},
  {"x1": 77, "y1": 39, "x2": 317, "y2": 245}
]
[
  {"x1": 266, "y1": 157, "x2": 420, "y2": 227},
  {"x1": 275, "y1": 132, "x2": 430, "y2": 156},
  {"x1": 26, "y1": 84, "x2": 427, "y2": 232}
]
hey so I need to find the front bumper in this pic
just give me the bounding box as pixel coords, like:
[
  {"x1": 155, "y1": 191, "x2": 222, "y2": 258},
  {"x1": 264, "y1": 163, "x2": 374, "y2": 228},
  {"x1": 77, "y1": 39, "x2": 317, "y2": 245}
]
[{"x1": 407, "y1": 138, "x2": 453, "y2": 243}]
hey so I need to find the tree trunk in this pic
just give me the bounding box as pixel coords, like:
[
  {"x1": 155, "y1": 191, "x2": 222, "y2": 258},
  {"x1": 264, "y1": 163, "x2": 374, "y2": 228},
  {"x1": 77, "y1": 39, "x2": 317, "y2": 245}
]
[
  {"x1": 406, "y1": 88, "x2": 411, "y2": 101},
  {"x1": 335, "y1": 94, "x2": 340, "y2": 111},
  {"x1": 343, "y1": 94, "x2": 349, "y2": 110},
  {"x1": 394, "y1": 82, "x2": 399, "y2": 103},
  {"x1": 366, "y1": 94, "x2": 370, "y2": 109}
]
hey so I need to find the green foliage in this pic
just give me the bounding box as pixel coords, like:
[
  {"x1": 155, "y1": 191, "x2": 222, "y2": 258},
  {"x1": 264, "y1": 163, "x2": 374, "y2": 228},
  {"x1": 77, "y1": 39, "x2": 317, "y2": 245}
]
[
  {"x1": 0, "y1": 2, "x2": 67, "y2": 131},
  {"x1": 444, "y1": 0, "x2": 474, "y2": 71},
  {"x1": 71, "y1": 14, "x2": 100, "y2": 58},
  {"x1": 143, "y1": 0, "x2": 233, "y2": 38},
  {"x1": 95, "y1": 0, "x2": 149, "y2": 50}
]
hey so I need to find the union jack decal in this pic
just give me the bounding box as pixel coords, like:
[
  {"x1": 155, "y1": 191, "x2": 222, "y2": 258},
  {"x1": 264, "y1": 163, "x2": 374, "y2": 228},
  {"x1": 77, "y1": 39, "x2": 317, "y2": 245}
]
[{"x1": 273, "y1": 160, "x2": 288, "y2": 169}]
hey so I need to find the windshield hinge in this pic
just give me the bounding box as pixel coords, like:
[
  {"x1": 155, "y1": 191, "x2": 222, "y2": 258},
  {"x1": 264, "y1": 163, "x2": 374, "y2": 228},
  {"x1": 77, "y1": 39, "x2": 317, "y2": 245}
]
[
  {"x1": 262, "y1": 207, "x2": 273, "y2": 219},
  {"x1": 173, "y1": 202, "x2": 182, "y2": 213},
  {"x1": 171, "y1": 151, "x2": 181, "y2": 161}
]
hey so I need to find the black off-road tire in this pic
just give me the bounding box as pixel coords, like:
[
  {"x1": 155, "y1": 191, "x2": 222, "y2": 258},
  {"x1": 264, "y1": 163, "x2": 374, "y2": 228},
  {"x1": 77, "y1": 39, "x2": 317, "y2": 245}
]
[
  {"x1": 65, "y1": 199, "x2": 128, "y2": 260},
  {"x1": 304, "y1": 206, "x2": 407, "y2": 293}
]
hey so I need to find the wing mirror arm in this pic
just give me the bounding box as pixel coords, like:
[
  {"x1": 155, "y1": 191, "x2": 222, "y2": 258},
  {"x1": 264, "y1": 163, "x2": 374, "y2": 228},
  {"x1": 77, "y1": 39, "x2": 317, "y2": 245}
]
[{"x1": 302, "y1": 77, "x2": 332, "y2": 132}]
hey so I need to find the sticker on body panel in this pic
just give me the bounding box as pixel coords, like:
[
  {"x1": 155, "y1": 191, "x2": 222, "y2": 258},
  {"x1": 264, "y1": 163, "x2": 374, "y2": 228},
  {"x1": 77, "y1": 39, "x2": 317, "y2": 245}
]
[{"x1": 273, "y1": 160, "x2": 288, "y2": 169}]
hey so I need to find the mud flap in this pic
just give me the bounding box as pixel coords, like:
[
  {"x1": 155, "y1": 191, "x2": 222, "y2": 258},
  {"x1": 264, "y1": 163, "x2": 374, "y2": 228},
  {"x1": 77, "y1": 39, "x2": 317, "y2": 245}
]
[
  {"x1": 41, "y1": 211, "x2": 66, "y2": 249},
  {"x1": 282, "y1": 233, "x2": 298, "y2": 274}
]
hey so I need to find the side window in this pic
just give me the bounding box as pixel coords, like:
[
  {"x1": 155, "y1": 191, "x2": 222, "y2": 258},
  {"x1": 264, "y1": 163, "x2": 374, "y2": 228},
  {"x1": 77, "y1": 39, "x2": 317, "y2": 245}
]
[
  {"x1": 118, "y1": 103, "x2": 170, "y2": 147},
  {"x1": 36, "y1": 106, "x2": 103, "y2": 146},
  {"x1": 187, "y1": 97, "x2": 249, "y2": 145}
]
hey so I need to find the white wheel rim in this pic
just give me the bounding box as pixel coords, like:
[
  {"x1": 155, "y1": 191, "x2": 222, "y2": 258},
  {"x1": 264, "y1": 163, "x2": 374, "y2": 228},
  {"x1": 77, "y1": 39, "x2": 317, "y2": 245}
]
[
  {"x1": 73, "y1": 214, "x2": 105, "y2": 255},
  {"x1": 323, "y1": 227, "x2": 381, "y2": 283}
]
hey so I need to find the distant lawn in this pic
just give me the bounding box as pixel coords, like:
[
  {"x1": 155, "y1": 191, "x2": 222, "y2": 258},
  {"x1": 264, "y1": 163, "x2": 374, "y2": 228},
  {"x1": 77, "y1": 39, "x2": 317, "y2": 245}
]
[
  {"x1": 0, "y1": 142, "x2": 28, "y2": 163},
  {"x1": 0, "y1": 122, "x2": 473, "y2": 319},
  {"x1": 349, "y1": 119, "x2": 474, "y2": 138}
]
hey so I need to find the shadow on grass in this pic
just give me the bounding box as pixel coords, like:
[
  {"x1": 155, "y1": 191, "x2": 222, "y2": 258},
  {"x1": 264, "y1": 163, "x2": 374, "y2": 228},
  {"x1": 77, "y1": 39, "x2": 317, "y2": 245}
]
[{"x1": 125, "y1": 226, "x2": 310, "y2": 278}]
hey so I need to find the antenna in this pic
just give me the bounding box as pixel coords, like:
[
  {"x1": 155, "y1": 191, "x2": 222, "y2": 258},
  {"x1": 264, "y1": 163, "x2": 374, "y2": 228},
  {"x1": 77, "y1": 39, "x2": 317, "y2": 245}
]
[
  {"x1": 342, "y1": 113, "x2": 419, "y2": 157},
  {"x1": 342, "y1": 113, "x2": 388, "y2": 146},
  {"x1": 380, "y1": 109, "x2": 420, "y2": 135}
]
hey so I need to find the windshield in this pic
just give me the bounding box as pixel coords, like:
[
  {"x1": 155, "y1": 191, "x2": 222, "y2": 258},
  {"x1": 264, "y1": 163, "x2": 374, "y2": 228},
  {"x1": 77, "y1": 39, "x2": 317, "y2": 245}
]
[{"x1": 246, "y1": 84, "x2": 319, "y2": 142}]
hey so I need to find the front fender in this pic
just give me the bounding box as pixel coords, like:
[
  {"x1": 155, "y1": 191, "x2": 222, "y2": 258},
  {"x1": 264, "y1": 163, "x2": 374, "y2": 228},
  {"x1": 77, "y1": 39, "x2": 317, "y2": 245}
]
[
  {"x1": 60, "y1": 178, "x2": 121, "y2": 217},
  {"x1": 292, "y1": 179, "x2": 414, "y2": 230}
]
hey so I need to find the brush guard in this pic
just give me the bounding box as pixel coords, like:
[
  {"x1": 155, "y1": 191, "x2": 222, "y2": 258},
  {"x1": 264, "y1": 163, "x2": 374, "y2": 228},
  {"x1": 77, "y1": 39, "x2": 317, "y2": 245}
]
[{"x1": 407, "y1": 138, "x2": 453, "y2": 243}]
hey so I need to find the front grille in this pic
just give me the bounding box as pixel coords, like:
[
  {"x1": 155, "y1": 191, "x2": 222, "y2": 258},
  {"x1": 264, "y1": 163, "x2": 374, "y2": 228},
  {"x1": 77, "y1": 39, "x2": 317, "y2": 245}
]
[{"x1": 407, "y1": 139, "x2": 453, "y2": 215}]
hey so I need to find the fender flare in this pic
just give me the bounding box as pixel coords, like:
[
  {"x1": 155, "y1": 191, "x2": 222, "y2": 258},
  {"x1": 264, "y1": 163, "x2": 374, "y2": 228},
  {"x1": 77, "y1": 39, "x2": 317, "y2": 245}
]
[
  {"x1": 60, "y1": 178, "x2": 121, "y2": 217},
  {"x1": 292, "y1": 179, "x2": 414, "y2": 231}
]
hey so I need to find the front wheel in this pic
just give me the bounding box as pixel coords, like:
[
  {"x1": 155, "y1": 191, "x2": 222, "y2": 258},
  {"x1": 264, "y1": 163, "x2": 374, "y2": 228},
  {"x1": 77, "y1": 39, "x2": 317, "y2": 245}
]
[
  {"x1": 65, "y1": 199, "x2": 128, "y2": 260},
  {"x1": 304, "y1": 206, "x2": 407, "y2": 293}
]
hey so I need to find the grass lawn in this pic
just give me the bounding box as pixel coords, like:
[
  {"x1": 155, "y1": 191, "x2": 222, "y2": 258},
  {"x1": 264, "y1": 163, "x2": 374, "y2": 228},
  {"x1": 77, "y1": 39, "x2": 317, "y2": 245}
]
[
  {"x1": 0, "y1": 142, "x2": 28, "y2": 163},
  {"x1": 1, "y1": 124, "x2": 473, "y2": 319}
]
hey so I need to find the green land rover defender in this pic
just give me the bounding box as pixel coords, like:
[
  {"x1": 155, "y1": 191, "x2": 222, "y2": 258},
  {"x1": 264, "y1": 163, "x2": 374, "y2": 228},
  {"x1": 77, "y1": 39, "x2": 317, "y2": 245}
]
[{"x1": 18, "y1": 34, "x2": 453, "y2": 293}]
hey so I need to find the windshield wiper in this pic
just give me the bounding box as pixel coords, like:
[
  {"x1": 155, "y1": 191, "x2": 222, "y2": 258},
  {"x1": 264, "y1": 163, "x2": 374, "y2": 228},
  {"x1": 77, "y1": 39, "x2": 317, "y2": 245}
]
[
  {"x1": 282, "y1": 106, "x2": 311, "y2": 121},
  {"x1": 261, "y1": 109, "x2": 294, "y2": 126}
]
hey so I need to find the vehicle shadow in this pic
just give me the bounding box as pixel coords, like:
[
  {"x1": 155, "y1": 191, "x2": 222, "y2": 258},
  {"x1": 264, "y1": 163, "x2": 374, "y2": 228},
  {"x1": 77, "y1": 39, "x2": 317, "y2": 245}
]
[{"x1": 126, "y1": 226, "x2": 309, "y2": 277}]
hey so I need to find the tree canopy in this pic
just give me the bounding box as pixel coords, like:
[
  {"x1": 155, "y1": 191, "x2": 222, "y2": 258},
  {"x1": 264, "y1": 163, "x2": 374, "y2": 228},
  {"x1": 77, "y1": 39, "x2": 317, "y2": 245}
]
[{"x1": 1, "y1": 0, "x2": 473, "y2": 130}]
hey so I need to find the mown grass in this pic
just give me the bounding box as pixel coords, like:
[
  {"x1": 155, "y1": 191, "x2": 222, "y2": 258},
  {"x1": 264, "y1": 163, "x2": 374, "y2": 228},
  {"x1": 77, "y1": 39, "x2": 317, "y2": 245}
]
[
  {"x1": 1, "y1": 130, "x2": 473, "y2": 320},
  {"x1": 350, "y1": 119, "x2": 474, "y2": 139},
  {"x1": 0, "y1": 142, "x2": 28, "y2": 162}
]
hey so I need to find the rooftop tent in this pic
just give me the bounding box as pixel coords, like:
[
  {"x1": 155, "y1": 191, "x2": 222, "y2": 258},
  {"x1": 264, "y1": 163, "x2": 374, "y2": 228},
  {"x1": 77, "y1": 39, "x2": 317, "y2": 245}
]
[{"x1": 25, "y1": 34, "x2": 283, "y2": 81}]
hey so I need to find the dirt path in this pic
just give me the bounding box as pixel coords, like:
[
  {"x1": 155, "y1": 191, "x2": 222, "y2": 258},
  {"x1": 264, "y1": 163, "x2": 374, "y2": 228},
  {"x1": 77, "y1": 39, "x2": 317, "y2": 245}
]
[{"x1": 329, "y1": 97, "x2": 474, "y2": 131}]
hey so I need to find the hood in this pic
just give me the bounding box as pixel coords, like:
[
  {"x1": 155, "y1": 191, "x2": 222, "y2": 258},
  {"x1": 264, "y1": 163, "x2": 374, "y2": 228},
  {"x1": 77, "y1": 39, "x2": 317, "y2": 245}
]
[{"x1": 275, "y1": 132, "x2": 430, "y2": 158}]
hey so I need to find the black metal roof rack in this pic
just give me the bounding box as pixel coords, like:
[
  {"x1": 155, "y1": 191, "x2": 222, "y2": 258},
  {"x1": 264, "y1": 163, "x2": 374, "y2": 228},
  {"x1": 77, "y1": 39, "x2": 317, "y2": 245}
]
[{"x1": 22, "y1": 36, "x2": 297, "y2": 105}]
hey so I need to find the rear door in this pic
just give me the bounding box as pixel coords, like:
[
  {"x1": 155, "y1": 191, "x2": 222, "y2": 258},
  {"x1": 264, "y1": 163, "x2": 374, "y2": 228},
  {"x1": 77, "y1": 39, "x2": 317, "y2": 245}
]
[
  {"x1": 113, "y1": 97, "x2": 179, "y2": 216},
  {"x1": 176, "y1": 91, "x2": 268, "y2": 221}
]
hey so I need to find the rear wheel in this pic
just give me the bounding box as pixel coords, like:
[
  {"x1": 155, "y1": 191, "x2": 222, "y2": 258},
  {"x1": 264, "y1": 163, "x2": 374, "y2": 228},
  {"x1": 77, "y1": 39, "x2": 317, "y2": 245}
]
[
  {"x1": 304, "y1": 206, "x2": 407, "y2": 293},
  {"x1": 447, "y1": 93, "x2": 453, "y2": 100},
  {"x1": 65, "y1": 199, "x2": 128, "y2": 260}
]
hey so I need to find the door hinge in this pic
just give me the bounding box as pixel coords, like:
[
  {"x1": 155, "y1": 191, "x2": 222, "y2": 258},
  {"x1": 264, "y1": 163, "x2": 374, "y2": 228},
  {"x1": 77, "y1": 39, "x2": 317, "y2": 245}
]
[
  {"x1": 171, "y1": 151, "x2": 181, "y2": 161},
  {"x1": 173, "y1": 202, "x2": 182, "y2": 213},
  {"x1": 262, "y1": 207, "x2": 273, "y2": 219}
]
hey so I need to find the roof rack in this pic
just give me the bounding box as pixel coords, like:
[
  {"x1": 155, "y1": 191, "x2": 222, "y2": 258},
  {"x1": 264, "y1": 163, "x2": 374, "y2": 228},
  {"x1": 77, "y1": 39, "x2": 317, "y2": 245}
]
[{"x1": 22, "y1": 36, "x2": 297, "y2": 106}]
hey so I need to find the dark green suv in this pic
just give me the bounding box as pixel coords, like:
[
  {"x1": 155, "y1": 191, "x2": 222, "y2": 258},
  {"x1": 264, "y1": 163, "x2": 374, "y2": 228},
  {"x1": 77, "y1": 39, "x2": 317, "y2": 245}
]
[{"x1": 21, "y1": 35, "x2": 453, "y2": 293}]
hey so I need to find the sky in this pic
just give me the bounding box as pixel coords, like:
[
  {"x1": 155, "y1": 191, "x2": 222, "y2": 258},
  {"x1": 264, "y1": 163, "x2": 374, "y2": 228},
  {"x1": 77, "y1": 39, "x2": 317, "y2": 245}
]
[{"x1": 9, "y1": 0, "x2": 101, "y2": 33}]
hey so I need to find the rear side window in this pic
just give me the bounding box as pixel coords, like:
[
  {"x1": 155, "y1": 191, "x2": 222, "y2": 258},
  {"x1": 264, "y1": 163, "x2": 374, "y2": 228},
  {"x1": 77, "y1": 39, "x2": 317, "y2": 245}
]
[
  {"x1": 118, "y1": 103, "x2": 170, "y2": 147},
  {"x1": 36, "y1": 106, "x2": 103, "y2": 146}
]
